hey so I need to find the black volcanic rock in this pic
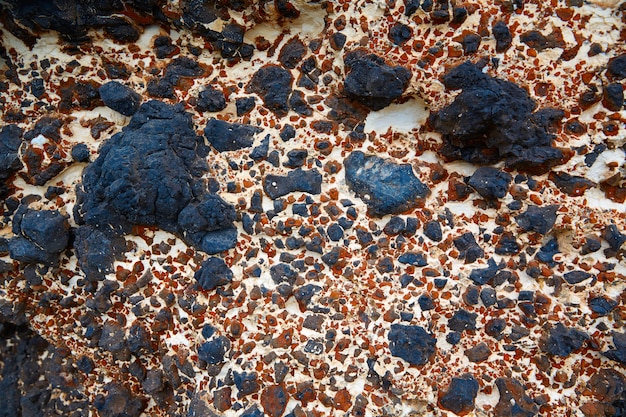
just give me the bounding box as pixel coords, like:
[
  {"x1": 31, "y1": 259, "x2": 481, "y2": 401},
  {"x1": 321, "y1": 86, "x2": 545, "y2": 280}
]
[
  {"x1": 263, "y1": 169, "x2": 322, "y2": 199},
  {"x1": 467, "y1": 167, "x2": 512, "y2": 199},
  {"x1": 344, "y1": 151, "x2": 429, "y2": 217},
  {"x1": 607, "y1": 53, "x2": 626, "y2": 80},
  {"x1": 198, "y1": 335, "x2": 231, "y2": 365},
  {"x1": 605, "y1": 332, "x2": 626, "y2": 364},
  {"x1": 279, "y1": 37, "x2": 306, "y2": 69},
  {"x1": 94, "y1": 383, "x2": 146, "y2": 417},
  {"x1": 388, "y1": 324, "x2": 436, "y2": 365},
  {"x1": 453, "y1": 232, "x2": 484, "y2": 263},
  {"x1": 563, "y1": 270, "x2": 594, "y2": 284},
  {"x1": 204, "y1": 119, "x2": 262, "y2": 152},
  {"x1": 0, "y1": 124, "x2": 23, "y2": 199},
  {"x1": 515, "y1": 205, "x2": 558, "y2": 234},
  {"x1": 343, "y1": 51, "x2": 411, "y2": 110},
  {"x1": 439, "y1": 375, "x2": 479, "y2": 414},
  {"x1": 99, "y1": 81, "x2": 141, "y2": 116},
  {"x1": 542, "y1": 323, "x2": 588, "y2": 357},
  {"x1": 9, "y1": 206, "x2": 69, "y2": 265},
  {"x1": 194, "y1": 257, "x2": 233, "y2": 291},
  {"x1": 196, "y1": 87, "x2": 227, "y2": 112},
  {"x1": 74, "y1": 101, "x2": 237, "y2": 275},
  {"x1": 448, "y1": 309, "x2": 477, "y2": 333},
  {"x1": 603, "y1": 83, "x2": 624, "y2": 111},
  {"x1": 247, "y1": 65, "x2": 294, "y2": 117},
  {"x1": 431, "y1": 61, "x2": 565, "y2": 173}
]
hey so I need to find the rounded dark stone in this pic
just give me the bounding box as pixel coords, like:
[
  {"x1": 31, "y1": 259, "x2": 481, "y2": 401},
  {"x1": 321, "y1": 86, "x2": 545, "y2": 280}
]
[{"x1": 98, "y1": 81, "x2": 141, "y2": 116}]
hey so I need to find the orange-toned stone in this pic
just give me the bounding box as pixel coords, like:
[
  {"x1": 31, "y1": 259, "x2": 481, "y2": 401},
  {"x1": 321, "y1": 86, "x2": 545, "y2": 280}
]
[
  {"x1": 261, "y1": 385, "x2": 289, "y2": 417},
  {"x1": 334, "y1": 388, "x2": 352, "y2": 412}
]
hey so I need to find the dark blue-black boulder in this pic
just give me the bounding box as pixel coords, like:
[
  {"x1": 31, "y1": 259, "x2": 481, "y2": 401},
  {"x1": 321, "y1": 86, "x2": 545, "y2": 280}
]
[
  {"x1": 194, "y1": 257, "x2": 233, "y2": 291},
  {"x1": 74, "y1": 101, "x2": 237, "y2": 276},
  {"x1": 439, "y1": 375, "x2": 479, "y2": 415},
  {"x1": 344, "y1": 151, "x2": 429, "y2": 217},
  {"x1": 542, "y1": 323, "x2": 588, "y2": 357},
  {"x1": 204, "y1": 118, "x2": 262, "y2": 152},
  {"x1": 197, "y1": 335, "x2": 231, "y2": 365},
  {"x1": 99, "y1": 81, "x2": 141, "y2": 116},
  {"x1": 431, "y1": 61, "x2": 565, "y2": 173},
  {"x1": 467, "y1": 167, "x2": 512, "y2": 199},
  {"x1": 388, "y1": 324, "x2": 436, "y2": 365},
  {"x1": 515, "y1": 205, "x2": 558, "y2": 235},
  {"x1": 9, "y1": 206, "x2": 69, "y2": 265},
  {"x1": 343, "y1": 51, "x2": 411, "y2": 111}
]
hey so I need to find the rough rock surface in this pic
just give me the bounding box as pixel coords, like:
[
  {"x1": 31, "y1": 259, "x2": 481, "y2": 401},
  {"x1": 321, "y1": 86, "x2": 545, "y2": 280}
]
[
  {"x1": 1, "y1": 0, "x2": 625, "y2": 416},
  {"x1": 98, "y1": 81, "x2": 141, "y2": 116},
  {"x1": 75, "y1": 100, "x2": 237, "y2": 272},
  {"x1": 388, "y1": 324, "x2": 436, "y2": 365},
  {"x1": 344, "y1": 151, "x2": 429, "y2": 217},
  {"x1": 204, "y1": 119, "x2": 262, "y2": 152},
  {"x1": 8, "y1": 206, "x2": 69, "y2": 265},
  {"x1": 0, "y1": 125, "x2": 23, "y2": 199},
  {"x1": 343, "y1": 51, "x2": 411, "y2": 110},
  {"x1": 439, "y1": 375, "x2": 479, "y2": 415},
  {"x1": 431, "y1": 61, "x2": 566, "y2": 173},
  {"x1": 467, "y1": 167, "x2": 512, "y2": 199}
]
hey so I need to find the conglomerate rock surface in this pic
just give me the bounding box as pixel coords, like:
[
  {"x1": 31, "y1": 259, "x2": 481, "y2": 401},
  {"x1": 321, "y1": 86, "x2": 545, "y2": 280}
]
[{"x1": 0, "y1": 0, "x2": 625, "y2": 416}]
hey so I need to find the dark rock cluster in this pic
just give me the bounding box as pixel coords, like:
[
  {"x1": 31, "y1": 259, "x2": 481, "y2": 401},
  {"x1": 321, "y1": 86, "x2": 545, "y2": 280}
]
[
  {"x1": 431, "y1": 61, "x2": 566, "y2": 173},
  {"x1": 74, "y1": 100, "x2": 237, "y2": 276}
]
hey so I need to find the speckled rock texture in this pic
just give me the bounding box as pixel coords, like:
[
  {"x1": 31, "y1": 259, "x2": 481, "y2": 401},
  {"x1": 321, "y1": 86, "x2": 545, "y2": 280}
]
[{"x1": 0, "y1": 0, "x2": 626, "y2": 416}]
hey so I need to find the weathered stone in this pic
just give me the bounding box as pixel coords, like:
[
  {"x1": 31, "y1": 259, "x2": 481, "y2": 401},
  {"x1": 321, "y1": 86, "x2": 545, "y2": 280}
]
[
  {"x1": 467, "y1": 167, "x2": 512, "y2": 199},
  {"x1": 99, "y1": 81, "x2": 141, "y2": 116},
  {"x1": 263, "y1": 169, "x2": 322, "y2": 199},
  {"x1": 542, "y1": 323, "x2": 588, "y2": 357},
  {"x1": 493, "y1": 378, "x2": 538, "y2": 417},
  {"x1": 344, "y1": 151, "x2": 429, "y2": 217},
  {"x1": 439, "y1": 375, "x2": 479, "y2": 415},
  {"x1": 343, "y1": 51, "x2": 411, "y2": 110},
  {"x1": 515, "y1": 205, "x2": 559, "y2": 234},
  {"x1": 194, "y1": 257, "x2": 233, "y2": 291},
  {"x1": 388, "y1": 324, "x2": 436, "y2": 365},
  {"x1": 465, "y1": 342, "x2": 491, "y2": 362}
]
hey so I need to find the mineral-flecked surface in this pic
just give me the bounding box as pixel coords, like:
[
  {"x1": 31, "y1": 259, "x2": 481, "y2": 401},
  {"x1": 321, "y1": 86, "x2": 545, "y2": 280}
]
[{"x1": 1, "y1": 0, "x2": 625, "y2": 416}]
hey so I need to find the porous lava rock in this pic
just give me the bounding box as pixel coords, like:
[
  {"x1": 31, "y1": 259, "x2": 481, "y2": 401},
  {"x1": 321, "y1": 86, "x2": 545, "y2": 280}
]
[
  {"x1": 343, "y1": 51, "x2": 411, "y2": 110},
  {"x1": 204, "y1": 119, "x2": 262, "y2": 152},
  {"x1": 263, "y1": 169, "x2": 322, "y2": 199},
  {"x1": 94, "y1": 382, "x2": 146, "y2": 417},
  {"x1": 196, "y1": 87, "x2": 227, "y2": 112},
  {"x1": 247, "y1": 65, "x2": 294, "y2": 117},
  {"x1": 388, "y1": 324, "x2": 436, "y2": 365},
  {"x1": 344, "y1": 151, "x2": 429, "y2": 217},
  {"x1": 194, "y1": 257, "x2": 234, "y2": 291},
  {"x1": 515, "y1": 205, "x2": 559, "y2": 235},
  {"x1": 431, "y1": 61, "x2": 565, "y2": 173},
  {"x1": 74, "y1": 101, "x2": 237, "y2": 275},
  {"x1": 1, "y1": 0, "x2": 144, "y2": 44}
]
